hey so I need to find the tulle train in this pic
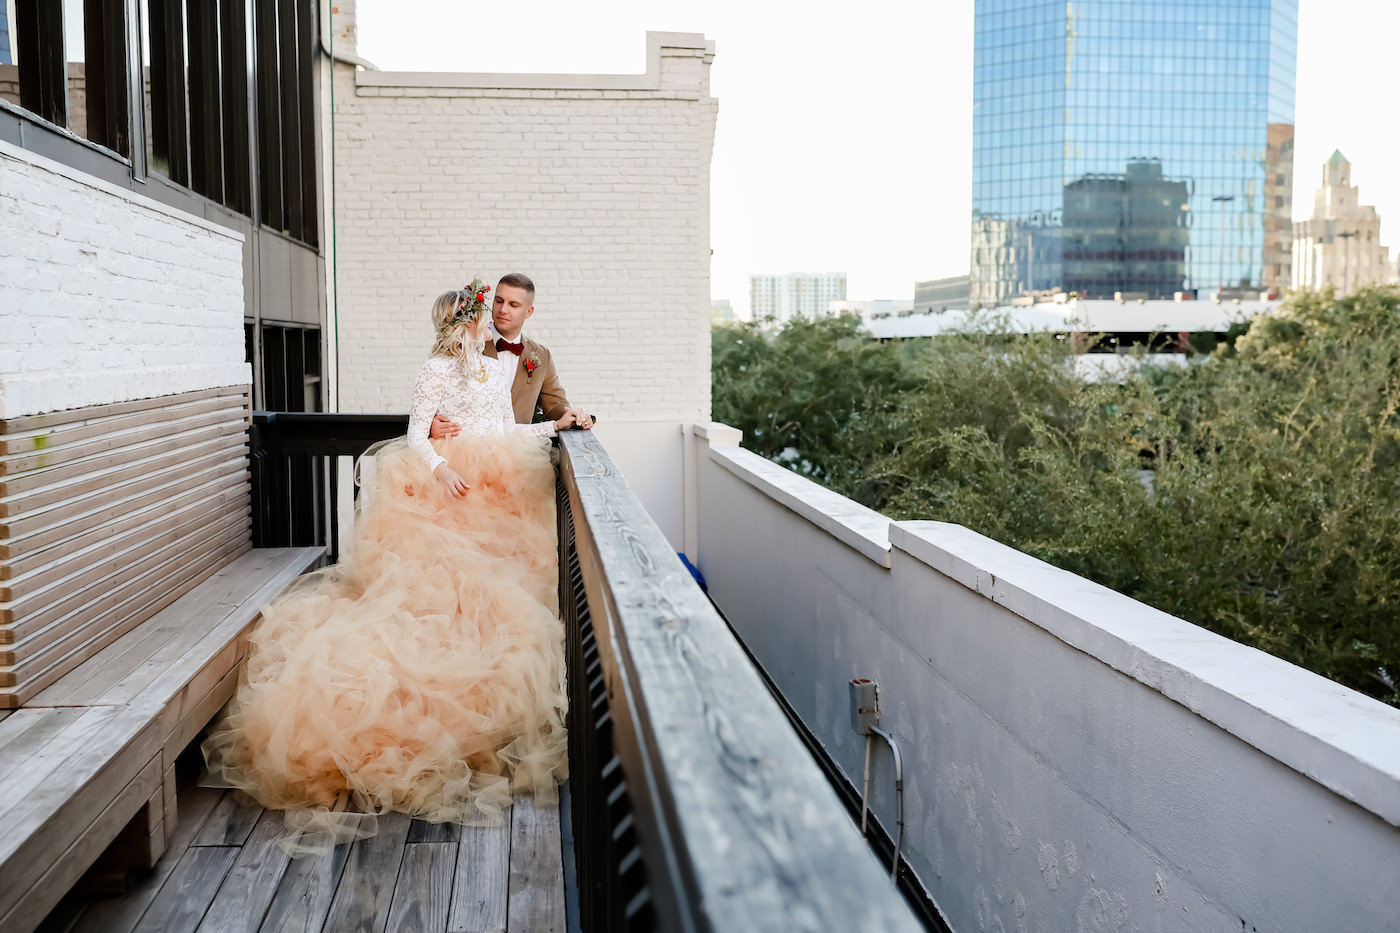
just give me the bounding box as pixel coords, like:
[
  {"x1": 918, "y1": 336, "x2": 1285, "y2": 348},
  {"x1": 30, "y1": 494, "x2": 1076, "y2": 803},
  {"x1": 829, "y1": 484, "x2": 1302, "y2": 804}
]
[{"x1": 203, "y1": 432, "x2": 567, "y2": 853}]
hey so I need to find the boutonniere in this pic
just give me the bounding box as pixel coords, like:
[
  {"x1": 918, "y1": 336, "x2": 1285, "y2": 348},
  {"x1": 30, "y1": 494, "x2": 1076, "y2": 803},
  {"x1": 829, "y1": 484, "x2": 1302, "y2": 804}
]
[{"x1": 523, "y1": 352, "x2": 541, "y2": 379}]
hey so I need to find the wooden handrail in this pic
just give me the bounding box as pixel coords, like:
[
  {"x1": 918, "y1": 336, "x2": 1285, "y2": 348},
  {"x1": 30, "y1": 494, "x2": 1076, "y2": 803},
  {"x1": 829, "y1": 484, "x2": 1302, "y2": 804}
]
[{"x1": 557, "y1": 431, "x2": 923, "y2": 932}]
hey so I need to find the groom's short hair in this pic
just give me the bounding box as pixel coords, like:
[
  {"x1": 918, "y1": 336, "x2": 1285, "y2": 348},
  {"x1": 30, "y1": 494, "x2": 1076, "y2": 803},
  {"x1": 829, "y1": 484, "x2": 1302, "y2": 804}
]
[{"x1": 498, "y1": 272, "x2": 535, "y2": 302}]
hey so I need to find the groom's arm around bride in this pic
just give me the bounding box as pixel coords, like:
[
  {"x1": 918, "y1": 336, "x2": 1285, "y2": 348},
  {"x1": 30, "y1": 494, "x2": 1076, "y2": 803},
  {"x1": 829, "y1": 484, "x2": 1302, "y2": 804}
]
[{"x1": 431, "y1": 272, "x2": 594, "y2": 437}]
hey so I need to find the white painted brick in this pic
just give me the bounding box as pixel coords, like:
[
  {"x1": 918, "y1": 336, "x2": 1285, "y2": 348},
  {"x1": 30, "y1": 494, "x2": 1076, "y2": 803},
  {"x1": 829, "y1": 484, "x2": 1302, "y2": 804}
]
[
  {"x1": 0, "y1": 141, "x2": 247, "y2": 419},
  {"x1": 330, "y1": 51, "x2": 717, "y2": 425}
]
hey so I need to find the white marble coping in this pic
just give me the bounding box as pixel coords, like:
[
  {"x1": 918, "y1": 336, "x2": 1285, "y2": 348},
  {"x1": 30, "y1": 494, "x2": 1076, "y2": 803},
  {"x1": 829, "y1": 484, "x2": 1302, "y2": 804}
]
[
  {"x1": 357, "y1": 31, "x2": 712, "y2": 91},
  {"x1": 0, "y1": 139, "x2": 243, "y2": 243},
  {"x1": 707, "y1": 446, "x2": 891, "y2": 568},
  {"x1": 892, "y1": 520, "x2": 1400, "y2": 828}
]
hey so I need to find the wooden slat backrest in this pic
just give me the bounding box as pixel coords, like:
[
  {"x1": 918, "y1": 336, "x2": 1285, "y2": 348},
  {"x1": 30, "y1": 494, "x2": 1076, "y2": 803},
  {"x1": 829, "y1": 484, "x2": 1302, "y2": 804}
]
[{"x1": 0, "y1": 387, "x2": 253, "y2": 708}]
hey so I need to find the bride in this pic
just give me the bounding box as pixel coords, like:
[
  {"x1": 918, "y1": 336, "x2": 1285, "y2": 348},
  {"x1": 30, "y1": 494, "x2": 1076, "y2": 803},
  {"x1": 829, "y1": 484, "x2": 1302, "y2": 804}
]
[{"x1": 204, "y1": 282, "x2": 575, "y2": 849}]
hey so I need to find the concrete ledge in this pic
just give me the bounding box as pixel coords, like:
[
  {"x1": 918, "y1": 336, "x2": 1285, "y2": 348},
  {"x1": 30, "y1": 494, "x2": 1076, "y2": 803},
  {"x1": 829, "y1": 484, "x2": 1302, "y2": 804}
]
[
  {"x1": 357, "y1": 31, "x2": 712, "y2": 92},
  {"x1": 708, "y1": 446, "x2": 891, "y2": 568},
  {"x1": 690, "y1": 421, "x2": 742, "y2": 445},
  {"x1": 892, "y1": 520, "x2": 1400, "y2": 828}
]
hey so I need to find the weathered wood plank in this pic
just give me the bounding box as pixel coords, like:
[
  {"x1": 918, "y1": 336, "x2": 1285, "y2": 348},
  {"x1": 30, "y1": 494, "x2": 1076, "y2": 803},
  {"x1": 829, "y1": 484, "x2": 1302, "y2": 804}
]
[
  {"x1": 0, "y1": 406, "x2": 248, "y2": 478},
  {"x1": 1, "y1": 449, "x2": 245, "y2": 546},
  {"x1": 2, "y1": 504, "x2": 246, "y2": 635},
  {"x1": 407, "y1": 819, "x2": 462, "y2": 843},
  {"x1": 194, "y1": 809, "x2": 293, "y2": 933},
  {"x1": 557, "y1": 433, "x2": 925, "y2": 931},
  {"x1": 1, "y1": 491, "x2": 247, "y2": 602},
  {"x1": 320, "y1": 812, "x2": 413, "y2": 933},
  {"x1": 30, "y1": 547, "x2": 321, "y2": 708},
  {"x1": 0, "y1": 386, "x2": 247, "y2": 434},
  {"x1": 386, "y1": 842, "x2": 456, "y2": 933},
  {"x1": 256, "y1": 840, "x2": 351, "y2": 933},
  {"x1": 133, "y1": 845, "x2": 240, "y2": 933},
  {"x1": 192, "y1": 792, "x2": 263, "y2": 848},
  {"x1": 0, "y1": 753, "x2": 162, "y2": 933},
  {"x1": 0, "y1": 394, "x2": 244, "y2": 457},
  {"x1": 1, "y1": 467, "x2": 245, "y2": 588},
  {"x1": 67, "y1": 784, "x2": 231, "y2": 933},
  {"x1": 505, "y1": 795, "x2": 563, "y2": 933},
  {"x1": 448, "y1": 819, "x2": 510, "y2": 933},
  {"x1": 0, "y1": 430, "x2": 247, "y2": 508},
  {"x1": 0, "y1": 707, "x2": 87, "y2": 784},
  {"x1": 1, "y1": 534, "x2": 247, "y2": 705}
]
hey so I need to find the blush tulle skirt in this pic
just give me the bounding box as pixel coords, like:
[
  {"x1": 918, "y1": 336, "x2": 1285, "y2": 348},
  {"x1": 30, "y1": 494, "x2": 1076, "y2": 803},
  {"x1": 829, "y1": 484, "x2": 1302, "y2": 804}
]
[{"x1": 202, "y1": 432, "x2": 567, "y2": 853}]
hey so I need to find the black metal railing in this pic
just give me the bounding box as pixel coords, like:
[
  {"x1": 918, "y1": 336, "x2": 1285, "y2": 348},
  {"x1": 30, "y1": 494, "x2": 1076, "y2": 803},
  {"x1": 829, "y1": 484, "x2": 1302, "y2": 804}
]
[{"x1": 248, "y1": 411, "x2": 407, "y2": 562}]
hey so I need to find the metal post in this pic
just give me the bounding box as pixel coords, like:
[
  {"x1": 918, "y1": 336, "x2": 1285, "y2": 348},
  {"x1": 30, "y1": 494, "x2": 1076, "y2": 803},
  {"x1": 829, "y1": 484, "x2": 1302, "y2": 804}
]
[{"x1": 1212, "y1": 195, "x2": 1235, "y2": 292}]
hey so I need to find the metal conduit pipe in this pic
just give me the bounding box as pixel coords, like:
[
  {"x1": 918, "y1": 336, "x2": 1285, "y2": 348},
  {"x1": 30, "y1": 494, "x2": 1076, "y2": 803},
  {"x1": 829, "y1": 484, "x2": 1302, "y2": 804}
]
[
  {"x1": 850, "y1": 679, "x2": 906, "y2": 881},
  {"x1": 869, "y1": 725, "x2": 905, "y2": 880}
]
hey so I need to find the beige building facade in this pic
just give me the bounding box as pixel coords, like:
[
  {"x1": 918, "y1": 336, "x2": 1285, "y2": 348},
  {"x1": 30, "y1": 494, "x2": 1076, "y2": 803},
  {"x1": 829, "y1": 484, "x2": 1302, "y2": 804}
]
[{"x1": 1291, "y1": 151, "x2": 1396, "y2": 293}]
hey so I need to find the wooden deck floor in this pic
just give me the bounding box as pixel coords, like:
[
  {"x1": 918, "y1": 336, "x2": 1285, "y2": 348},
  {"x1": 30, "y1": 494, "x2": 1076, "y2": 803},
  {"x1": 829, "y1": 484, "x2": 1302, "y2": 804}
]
[{"x1": 37, "y1": 779, "x2": 567, "y2": 933}]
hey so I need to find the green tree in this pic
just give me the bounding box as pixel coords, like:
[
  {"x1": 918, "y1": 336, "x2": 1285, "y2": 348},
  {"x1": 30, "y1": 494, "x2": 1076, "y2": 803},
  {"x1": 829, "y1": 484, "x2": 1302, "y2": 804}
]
[{"x1": 711, "y1": 289, "x2": 1400, "y2": 705}]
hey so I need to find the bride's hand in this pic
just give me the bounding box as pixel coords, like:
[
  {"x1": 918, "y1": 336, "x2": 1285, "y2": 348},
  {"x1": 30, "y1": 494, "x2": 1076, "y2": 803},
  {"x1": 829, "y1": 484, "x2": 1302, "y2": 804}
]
[
  {"x1": 434, "y1": 463, "x2": 470, "y2": 497},
  {"x1": 553, "y1": 410, "x2": 579, "y2": 431}
]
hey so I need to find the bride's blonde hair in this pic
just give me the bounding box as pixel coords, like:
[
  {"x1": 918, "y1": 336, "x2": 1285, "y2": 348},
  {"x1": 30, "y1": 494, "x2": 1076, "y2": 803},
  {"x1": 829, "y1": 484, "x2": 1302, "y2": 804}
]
[{"x1": 430, "y1": 281, "x2": 490, "y2": 362}]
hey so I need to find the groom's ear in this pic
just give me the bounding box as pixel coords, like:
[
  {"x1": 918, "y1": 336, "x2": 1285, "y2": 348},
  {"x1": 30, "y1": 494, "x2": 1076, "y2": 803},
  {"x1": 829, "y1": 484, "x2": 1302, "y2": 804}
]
[{"x1": 524, "y1": 306, "x2": 535, "y2": 321}]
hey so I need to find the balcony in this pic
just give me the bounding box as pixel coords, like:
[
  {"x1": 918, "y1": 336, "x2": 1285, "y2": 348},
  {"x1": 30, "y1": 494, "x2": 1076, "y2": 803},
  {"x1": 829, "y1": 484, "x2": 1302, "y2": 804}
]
[
  {"x1": 28, "y1": 417, "x2": 926, "y2": 933},
  {"x1": 18, "y1": 413, "x2": 1400, "y2": 933}
]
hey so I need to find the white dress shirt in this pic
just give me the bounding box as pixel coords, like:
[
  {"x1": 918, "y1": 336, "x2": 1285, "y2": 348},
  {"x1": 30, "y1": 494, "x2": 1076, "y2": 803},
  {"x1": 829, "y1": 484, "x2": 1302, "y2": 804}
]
[{"x1": 490, "y1": 324, "x2": 524, "y2": 388}]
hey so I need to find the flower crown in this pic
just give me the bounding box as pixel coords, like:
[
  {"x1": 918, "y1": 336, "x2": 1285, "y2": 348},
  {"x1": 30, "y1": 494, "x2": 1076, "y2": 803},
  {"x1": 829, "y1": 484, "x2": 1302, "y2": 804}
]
[{"x1": 439, "y1": 278, "x2": 491, "y2": 336}]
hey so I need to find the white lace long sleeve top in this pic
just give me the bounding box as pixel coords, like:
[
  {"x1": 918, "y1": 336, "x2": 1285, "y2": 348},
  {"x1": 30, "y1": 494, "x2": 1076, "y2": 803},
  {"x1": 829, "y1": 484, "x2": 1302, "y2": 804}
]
[{"x1": 407, "y1": 353, "x2": 555, "y2": 472}]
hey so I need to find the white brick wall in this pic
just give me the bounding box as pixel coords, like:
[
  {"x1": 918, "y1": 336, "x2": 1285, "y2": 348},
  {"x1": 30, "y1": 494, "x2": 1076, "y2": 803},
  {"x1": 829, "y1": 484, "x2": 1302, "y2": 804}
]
[
  {"x1": 0, "y1": 140, "x2": 250, "y2": 419},
  {"x1": 329, "y1": 32, "x2": 717, "y2": 424}
]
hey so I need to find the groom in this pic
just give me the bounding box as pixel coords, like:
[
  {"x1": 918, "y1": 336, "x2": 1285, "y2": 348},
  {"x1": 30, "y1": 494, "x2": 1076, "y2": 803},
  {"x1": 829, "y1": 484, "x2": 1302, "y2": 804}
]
[{"x1": 430, "y1": 272, "x2": 593, "y2": 437}]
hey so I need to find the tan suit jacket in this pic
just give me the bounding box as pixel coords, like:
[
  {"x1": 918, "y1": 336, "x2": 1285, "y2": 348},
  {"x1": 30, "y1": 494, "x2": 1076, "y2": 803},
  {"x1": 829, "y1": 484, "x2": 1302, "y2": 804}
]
[{"x1": 484, "y1": 335, "x2": 570, "y2": 425}]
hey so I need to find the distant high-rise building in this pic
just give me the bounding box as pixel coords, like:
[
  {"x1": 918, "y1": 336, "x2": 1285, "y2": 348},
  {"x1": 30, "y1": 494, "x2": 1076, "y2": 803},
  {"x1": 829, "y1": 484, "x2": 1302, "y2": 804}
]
[
  {"x1": 1291, "y1": 151, "x2": 1396, "y2": 293},
  {"x1": 711, "y1": 299, "x2": 735, "y2": 324},
  {"x1": 749, "y1": 273, "x2": 847, "y2": 324},
  {"x1": 914, "y1": 275, "x2": 971, "y2": 313},
  {"x1": 971, "y1": 0, "x2": 1298, "y2": 305}
]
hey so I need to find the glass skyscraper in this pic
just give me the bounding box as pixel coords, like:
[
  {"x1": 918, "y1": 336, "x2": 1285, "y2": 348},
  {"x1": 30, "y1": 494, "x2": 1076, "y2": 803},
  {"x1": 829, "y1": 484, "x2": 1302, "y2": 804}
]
[{"x1": 971, "y1": 0, "x2": 1298, "y2": 305}]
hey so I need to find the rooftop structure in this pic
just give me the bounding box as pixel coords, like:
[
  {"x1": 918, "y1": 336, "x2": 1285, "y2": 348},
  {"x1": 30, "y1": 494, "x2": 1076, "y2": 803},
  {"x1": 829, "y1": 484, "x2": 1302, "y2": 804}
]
[{"x1": 913, "y1": 274, "x2": 970, "y2": 313}]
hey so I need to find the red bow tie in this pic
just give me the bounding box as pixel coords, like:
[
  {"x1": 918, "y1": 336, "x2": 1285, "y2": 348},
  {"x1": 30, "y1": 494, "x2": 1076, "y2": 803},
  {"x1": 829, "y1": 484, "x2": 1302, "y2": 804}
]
[{"x1": 495, "y1": 338, "x2": 524, "y2": 356}]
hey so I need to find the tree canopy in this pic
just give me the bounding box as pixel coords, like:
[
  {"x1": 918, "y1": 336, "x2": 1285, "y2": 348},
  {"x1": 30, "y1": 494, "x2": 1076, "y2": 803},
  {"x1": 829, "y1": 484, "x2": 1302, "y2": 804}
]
[{"x1": 712, "y1": 287, "x2": 1400, "y2": 706}]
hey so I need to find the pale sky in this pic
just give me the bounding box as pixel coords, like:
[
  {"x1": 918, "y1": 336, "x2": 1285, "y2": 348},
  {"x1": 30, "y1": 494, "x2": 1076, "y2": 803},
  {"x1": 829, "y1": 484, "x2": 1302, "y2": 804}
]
[{"x1": 356, "y1": 0, "x2": 1399, "y2": 318}]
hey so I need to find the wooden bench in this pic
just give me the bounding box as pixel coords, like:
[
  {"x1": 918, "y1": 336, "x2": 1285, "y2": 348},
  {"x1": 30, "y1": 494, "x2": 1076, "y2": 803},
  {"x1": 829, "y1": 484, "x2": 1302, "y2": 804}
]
[{"x1": 0, "y1": 545, "x2": 321, "y2": 933}]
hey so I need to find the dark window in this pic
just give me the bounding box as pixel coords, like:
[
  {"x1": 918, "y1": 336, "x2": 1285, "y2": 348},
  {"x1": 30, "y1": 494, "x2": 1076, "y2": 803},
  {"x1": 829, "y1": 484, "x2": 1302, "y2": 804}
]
[
  {"x1": 5, "y1": 2, "x2": 129, "y2": 154},
  {"x1": 219, "y1": 0, "x2": 250, "y2": 215},
  {"x1": 256, "y1": 0, "x2": 317, "y2": 246},
  {"x1": 8, "y1": 2, "x2": 68, "y2": 128},
  {"x1": 258, "y1": 323, "x2": 322, "y2": 412},
  {"x1": 185, "y1": 1, "x2": 223, "y2": 202},
  {"x1": 78, "y1": 0, "x2": 130, "y2": 156},
  {"x1": 142, "y1": 0, "x2": 190, "y2": 183}
]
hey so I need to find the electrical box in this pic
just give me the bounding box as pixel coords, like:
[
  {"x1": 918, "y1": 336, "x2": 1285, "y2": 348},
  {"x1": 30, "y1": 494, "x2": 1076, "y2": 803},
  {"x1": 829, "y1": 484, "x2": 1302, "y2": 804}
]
[{"x1": 849, "y1": 678, "x2": 879, "y2": 735}]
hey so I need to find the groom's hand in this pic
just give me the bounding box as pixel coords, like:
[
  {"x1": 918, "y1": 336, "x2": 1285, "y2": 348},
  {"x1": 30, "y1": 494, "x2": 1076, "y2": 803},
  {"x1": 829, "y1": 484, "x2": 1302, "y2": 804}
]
[
  {"x1": 569, "y1": 408, "x2": 594, "y2": 430},
  {"x1": 430, "y1": 414, "x2": 461, "y2": 439}
]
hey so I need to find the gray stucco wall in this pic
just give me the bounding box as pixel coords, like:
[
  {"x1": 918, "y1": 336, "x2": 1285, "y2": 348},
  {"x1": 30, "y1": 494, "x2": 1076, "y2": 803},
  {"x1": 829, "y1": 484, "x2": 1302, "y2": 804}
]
[{"x1": 692, "y1": 424, "x2": 1400, "y2": 933}]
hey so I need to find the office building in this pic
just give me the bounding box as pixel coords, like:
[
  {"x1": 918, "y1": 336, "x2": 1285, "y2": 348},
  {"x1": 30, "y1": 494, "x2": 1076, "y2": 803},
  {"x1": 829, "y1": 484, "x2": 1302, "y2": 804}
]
[
  {"x1": 914, "y1": 275, "x2": 971, "y2": 313},
  {"x1": 1291, "y1": 151, "x2": 1396, "y2": 292},
  {"x1": 971, "y1": 0, "x2": 1298, "y2": 305},
  {"x1": 749, "y1": 272, "x2": 847, "y2": 324}
]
